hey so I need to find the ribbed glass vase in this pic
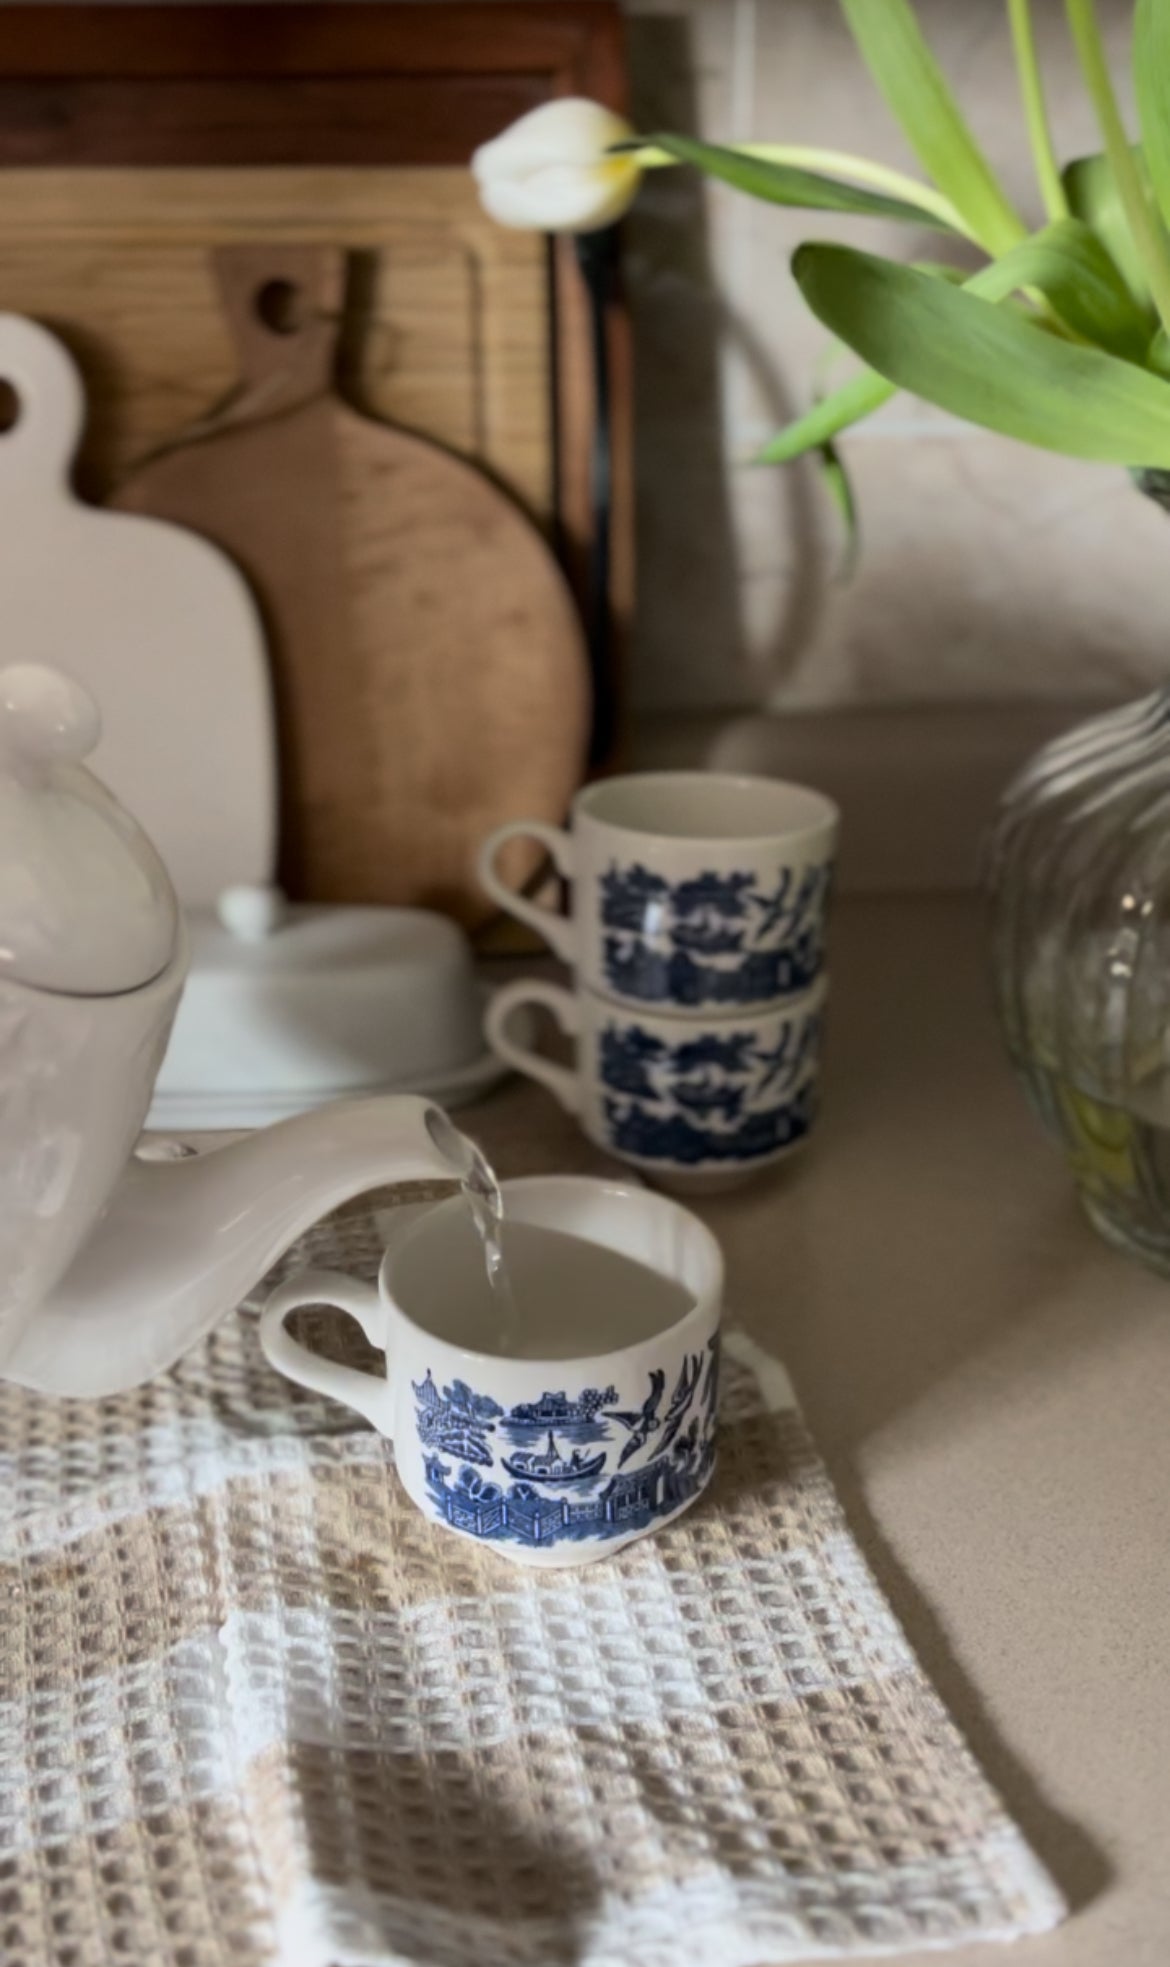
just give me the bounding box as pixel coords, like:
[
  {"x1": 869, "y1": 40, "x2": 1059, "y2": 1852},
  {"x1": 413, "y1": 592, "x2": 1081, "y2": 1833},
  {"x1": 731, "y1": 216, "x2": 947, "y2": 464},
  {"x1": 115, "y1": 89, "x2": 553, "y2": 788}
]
[{"x1": 987, "y1": 687, "x2": 1170, "y2": 1272}]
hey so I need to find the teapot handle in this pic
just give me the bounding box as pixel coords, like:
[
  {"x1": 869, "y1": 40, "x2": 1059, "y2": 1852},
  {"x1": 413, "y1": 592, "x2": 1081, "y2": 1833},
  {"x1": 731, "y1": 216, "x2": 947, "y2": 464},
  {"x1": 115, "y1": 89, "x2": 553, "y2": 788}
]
[{"x1": 260, "y1": 1268, "x2": 395, "y2": 1434}]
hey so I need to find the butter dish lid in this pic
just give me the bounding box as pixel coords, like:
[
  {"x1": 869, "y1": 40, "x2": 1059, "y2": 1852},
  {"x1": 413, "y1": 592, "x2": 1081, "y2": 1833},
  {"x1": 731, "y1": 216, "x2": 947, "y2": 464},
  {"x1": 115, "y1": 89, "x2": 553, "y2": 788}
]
[
  {"x1": 0, "y1": 663, "x2": 179, "y2": 996},
  {"x1": 149, "y1": 895, "x2": 495, "y2": 1127}
]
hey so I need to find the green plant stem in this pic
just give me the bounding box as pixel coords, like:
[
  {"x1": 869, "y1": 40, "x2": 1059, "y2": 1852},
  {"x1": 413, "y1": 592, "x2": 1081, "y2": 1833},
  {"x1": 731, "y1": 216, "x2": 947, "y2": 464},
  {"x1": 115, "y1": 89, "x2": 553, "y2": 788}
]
[
  {"x1": 1065, "y1": 0, "x2": 1170, "y2": 330},
  {"x1": 1007, "y1": 0, "x2": 1070, "y2": 220},
  {"x1": 629, "y1": 142, "x2": 972, "y2": 236}
]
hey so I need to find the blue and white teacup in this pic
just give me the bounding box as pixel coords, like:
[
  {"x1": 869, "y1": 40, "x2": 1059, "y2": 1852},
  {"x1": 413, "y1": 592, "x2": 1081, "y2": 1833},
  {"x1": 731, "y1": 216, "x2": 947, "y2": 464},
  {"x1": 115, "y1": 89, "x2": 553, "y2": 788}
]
[
  {"x1": 485, "y1": 978, "x2": 826, "y2": 1189},
  {"x1": 478, "y1": 771, "x2": 838, "y2": 1014},
  {"x1": 259, "y1": 1176, "x2": 722, "y2": 1570}
]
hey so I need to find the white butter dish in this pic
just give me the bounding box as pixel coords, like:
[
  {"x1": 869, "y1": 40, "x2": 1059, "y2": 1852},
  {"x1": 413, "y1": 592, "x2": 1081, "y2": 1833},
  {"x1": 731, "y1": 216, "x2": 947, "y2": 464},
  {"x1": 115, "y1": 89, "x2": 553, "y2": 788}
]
[{"x1": 149, "y1": 895, "x2": 500, "y2": 1129}]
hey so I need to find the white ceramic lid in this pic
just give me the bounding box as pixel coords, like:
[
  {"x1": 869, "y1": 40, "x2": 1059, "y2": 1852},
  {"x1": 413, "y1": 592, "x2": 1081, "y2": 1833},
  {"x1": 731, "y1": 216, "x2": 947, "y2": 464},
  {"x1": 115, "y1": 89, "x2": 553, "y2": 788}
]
[
  {"x1": 152, "y1": 895, "x2": 485, "y2": 1113},
  {"x1": 0, "y1": 663, "x2": 179, "y2": 995}
]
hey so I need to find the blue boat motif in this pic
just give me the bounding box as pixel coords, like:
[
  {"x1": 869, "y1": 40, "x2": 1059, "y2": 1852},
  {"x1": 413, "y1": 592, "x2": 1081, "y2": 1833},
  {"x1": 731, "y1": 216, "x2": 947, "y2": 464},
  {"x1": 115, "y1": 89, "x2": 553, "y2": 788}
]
[
  {"x1": 500, "y1": 1432, "x2": 607, "y2": 1484},
  {"x1": 600, "y1": 860, "x2": 832, "y2": 1005},
  {"x1": 421, "y1": 1339, "x2": 720, "y2": 1548},
  {"x1": 599, "y1": 1013, "x2": 820, "y2": 1166}
]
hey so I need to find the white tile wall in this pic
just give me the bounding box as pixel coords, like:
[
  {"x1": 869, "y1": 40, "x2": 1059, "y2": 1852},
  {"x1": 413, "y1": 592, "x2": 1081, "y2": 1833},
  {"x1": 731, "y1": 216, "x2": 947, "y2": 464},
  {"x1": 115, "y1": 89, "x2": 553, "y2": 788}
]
[{"x1": 625, "y1": 0, "x2": 1170, "y2": 720}]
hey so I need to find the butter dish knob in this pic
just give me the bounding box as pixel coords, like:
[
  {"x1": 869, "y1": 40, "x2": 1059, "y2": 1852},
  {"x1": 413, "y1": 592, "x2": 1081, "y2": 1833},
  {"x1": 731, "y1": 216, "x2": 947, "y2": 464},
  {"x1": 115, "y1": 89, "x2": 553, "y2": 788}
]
[{"x1": 217, "y1": 882, "x2": 290, "y2": 942}]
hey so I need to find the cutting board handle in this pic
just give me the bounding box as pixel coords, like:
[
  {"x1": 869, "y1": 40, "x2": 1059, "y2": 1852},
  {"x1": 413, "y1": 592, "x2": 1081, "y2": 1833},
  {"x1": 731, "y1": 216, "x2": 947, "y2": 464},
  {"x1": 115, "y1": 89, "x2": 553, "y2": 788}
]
[
  {"x1": 213, "y1": 246, "x2": 344, "y2": 408},
  {"x1": 0, "y1": 315, "x2": 84, "y2": 494}
]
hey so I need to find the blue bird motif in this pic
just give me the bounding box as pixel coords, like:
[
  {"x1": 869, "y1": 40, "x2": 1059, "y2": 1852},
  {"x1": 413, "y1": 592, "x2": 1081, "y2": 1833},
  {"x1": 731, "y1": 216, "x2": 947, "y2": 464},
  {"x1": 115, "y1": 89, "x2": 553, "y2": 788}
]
[
  {"x1": 604, "y1": 1369, "x2": 666, "y2": 1468},
  {"x1": 656, "y1": 1354, "x2": 703, "y2": 1458}
]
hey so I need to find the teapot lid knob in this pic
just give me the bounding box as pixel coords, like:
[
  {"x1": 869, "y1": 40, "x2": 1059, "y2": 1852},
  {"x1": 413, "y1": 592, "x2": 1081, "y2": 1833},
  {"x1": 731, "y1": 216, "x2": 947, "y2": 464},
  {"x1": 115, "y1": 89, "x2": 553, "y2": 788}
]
[
  {"x1": 0, "y1": 664, "x2": 101, "y2": 782},
  {"x1": 0, "y1": 662, "x2": 179, "y2": 996}
]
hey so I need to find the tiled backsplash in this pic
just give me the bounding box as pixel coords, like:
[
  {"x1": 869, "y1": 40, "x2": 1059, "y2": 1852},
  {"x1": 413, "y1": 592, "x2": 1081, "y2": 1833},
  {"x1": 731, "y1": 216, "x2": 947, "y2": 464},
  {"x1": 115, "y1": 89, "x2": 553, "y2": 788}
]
[{"x1": 624, "y1": 0, "x2": 1170, "y2": 729}]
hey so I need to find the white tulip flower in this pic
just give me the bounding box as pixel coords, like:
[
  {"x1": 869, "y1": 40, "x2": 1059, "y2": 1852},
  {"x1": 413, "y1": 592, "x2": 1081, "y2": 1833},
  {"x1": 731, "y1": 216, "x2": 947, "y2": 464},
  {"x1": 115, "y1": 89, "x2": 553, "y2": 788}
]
[{"x1": 472, "y1": 98, "x2": 641, "y2": 233}]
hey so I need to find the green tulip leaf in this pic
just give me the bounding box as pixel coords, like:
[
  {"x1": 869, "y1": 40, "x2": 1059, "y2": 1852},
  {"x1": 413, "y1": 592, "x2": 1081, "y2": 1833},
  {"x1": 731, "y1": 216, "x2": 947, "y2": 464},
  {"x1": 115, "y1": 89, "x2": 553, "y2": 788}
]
[
  {"x1": 760, "y1": 229, "x2": 1143, "y2": 467},
  {"x1": 963, "y1": 218, "x2": 1152, "y2": 359},
  {"x1": 757, "y1": 367, "x2": 897, "y2": 463},
  {"x1": 837, "y1": 0, "x2": 1025, "y2": 253},
  {"x1": 793, "y1": 243, "x2": 1170, "y2": 463},
  {"x1": 1066, "y1": 0, "x2": 1170, "y2": 332},
  {"x1": 818, "y1": 441, "x2": 861, "y2": 579},
  {"x1": 647, "y1": 133, "x2": 958, "y2": 229},
  {"x1": 1063, "y1": 149, "x2": 1160, "y2": 318}
]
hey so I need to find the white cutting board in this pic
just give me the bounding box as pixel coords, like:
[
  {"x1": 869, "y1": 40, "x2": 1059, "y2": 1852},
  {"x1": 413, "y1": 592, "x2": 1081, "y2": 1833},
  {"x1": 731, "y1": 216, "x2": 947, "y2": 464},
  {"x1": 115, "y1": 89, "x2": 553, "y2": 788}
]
[{"x1": 0, "y1": 315, "x2": 275, "y2": 906}]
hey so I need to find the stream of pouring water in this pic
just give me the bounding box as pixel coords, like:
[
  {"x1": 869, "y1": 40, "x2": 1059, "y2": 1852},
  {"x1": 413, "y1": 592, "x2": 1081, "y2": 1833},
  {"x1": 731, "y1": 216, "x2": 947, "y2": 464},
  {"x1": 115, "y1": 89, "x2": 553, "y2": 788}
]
[
  {"x1": 426, "y1": 1108, "x2": 520, "y2": 1352},
  {"x1": 423, "y1": 1106, "x2": 696, "y2": 1359},
  {"x1": 461, "y1": 1147, "x2": 521, "y2": 1353}
]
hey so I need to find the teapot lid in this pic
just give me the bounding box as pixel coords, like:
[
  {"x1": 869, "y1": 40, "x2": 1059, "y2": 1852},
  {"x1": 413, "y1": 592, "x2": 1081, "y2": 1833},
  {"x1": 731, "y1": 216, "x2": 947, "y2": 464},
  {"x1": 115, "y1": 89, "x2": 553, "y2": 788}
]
[{"x1": 0, "y1": 663, "x2": 179, "y2": 995}]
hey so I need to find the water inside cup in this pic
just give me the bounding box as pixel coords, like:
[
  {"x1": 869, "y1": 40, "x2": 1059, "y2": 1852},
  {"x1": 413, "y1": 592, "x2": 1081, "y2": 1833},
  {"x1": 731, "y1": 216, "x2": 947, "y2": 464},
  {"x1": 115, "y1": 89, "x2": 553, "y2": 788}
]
[{"x1": 390, "y1": 1216, "x2": 695, "y2": 1360}]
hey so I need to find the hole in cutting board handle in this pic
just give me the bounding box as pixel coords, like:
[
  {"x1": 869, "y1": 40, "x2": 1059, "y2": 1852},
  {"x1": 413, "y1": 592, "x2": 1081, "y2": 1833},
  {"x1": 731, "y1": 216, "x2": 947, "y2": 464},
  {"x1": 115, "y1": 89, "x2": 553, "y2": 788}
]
[
  {"x1": 255, "y1": 280, "x2": 306, "y2": 337},
  {"x1": 0, "y1": 380, "x2": 22, "y2": 432}
]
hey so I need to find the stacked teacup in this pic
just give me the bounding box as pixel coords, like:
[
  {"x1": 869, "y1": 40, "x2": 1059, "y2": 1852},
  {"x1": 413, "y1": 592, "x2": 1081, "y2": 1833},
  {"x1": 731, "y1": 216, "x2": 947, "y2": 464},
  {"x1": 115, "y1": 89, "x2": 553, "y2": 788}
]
[{"x1": 481, "y1": 771, "x2": 839, "y2": 1189}]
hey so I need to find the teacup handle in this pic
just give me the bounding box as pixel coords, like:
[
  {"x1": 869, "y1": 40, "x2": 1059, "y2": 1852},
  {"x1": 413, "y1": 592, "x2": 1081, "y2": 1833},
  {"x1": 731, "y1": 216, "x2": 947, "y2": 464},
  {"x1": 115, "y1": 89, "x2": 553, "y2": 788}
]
[
  {"x1": 477, "y1": 820, "x2": 577, "y2": 963},
  {"x1": 259, "y1": 1268, "x2": 395, "y2": 1433},
  {"x1": 485, "y1": 980, "x2": 581, "y2": 1114}
]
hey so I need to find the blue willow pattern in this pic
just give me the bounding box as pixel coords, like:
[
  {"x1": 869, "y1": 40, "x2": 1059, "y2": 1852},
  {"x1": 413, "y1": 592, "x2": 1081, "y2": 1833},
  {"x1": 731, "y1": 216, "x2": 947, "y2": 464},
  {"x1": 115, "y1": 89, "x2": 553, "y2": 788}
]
[
  {"x1": 598, "y1": 1011, "x2": 821, "y2": 1166},
  {"x1": 414, "y1": 1338, "x2": 720, "y2": 1548},
  {"x1": 600, "y1": 862, "x2": 831, "y2": 1006}
]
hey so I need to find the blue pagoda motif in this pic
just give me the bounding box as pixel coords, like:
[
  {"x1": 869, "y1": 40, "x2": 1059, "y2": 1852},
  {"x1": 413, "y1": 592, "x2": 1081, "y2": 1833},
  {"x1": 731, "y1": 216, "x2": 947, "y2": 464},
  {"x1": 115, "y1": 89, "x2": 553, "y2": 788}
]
[
  {"x1": 670, "y1": 872, "x2": 755, "y2": 956},
  {"x1": 412, "y1": 1370, "x2": 503, "y2": 1468},
  {"x1": 599, "y1": 863, "x2": 670, "y2": 934},
  {"x1": 501, "y1": 1384, "x2": 617, "y2": 1450},
  {"x1": 597, "y1": 1009, "x2": 821, "y2": 1167},
  {"x1": 599, "y1": 1026, "x2": 666, "y2": 1099},
  {"x1": 508, "y1": 1387, "x2": 617, "y2": 1427},
  {"x1": 599, "y1": 856, "x2": 832, "y2": 1006},
  {"x1": 421, "y1": 1342, "x2": 721, "y2": 1550},
  {"x1": 603, "y1": 1079, "x2": 817, "y2": 1168}
]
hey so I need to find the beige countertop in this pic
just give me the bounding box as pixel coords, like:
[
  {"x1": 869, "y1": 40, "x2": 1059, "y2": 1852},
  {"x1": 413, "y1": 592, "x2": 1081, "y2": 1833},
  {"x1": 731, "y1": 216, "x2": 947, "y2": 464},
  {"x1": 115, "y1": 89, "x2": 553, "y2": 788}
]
[{"x1": 471, "y1": 894, "x2": 1170, "y2": 1967}]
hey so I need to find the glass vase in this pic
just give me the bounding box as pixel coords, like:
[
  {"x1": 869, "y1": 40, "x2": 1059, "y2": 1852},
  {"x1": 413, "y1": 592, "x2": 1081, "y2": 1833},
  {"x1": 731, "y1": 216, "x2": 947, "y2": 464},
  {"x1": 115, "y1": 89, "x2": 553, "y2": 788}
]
[{"x1": 987, "y1": 687, "x2": 1170, "y2": 1273}]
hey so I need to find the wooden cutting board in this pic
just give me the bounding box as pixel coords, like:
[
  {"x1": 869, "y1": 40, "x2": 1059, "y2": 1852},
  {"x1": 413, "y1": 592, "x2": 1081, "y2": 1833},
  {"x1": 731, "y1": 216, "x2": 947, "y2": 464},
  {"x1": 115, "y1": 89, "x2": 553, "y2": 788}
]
[
  {"x1": 112, "y1": 243, "x2": 591, "y2": 929},
  {"x1": 0, "y1": 312, "x2": 276, "y2": 906}
]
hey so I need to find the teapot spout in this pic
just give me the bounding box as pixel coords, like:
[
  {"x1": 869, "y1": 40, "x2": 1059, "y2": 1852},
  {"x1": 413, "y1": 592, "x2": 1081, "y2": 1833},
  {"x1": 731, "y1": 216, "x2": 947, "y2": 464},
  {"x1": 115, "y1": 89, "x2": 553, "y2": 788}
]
[{"x1": 6, "y1": 1095, "x2": 474, "y2": 1397}]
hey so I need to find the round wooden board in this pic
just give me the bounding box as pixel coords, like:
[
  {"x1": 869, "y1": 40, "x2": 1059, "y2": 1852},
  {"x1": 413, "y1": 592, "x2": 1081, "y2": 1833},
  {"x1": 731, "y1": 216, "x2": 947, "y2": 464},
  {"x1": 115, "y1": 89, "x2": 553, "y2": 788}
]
[
  {"x1": 113, "y1": 244, "x2": 590, "y2": 929},
  {"x1": 328, "y1": 399, "x2": 589, "y2": 923}
]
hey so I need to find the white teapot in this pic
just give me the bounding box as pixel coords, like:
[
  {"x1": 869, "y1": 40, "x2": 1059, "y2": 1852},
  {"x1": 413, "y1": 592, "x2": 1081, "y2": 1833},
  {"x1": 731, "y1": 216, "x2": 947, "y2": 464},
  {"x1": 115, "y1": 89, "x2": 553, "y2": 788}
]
[{"x1": 0, "y1": 663, "x2": 474, "y2": 1398}]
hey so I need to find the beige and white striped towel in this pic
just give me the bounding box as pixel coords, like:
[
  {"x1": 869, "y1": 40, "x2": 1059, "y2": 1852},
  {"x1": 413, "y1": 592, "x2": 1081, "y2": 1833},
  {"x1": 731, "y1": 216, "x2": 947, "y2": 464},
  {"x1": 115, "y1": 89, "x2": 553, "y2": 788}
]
[{"x1": 0, "y1": 1186, "x2": 1065, "y2": 1967}]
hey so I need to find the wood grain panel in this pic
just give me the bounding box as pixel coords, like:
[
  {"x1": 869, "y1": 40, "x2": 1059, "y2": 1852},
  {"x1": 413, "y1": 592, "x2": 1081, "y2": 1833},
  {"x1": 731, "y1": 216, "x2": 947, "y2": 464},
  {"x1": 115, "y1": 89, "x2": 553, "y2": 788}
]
[
  {"x1": 0, "y1": 2, "x2": 632, "y2": 788},
  {"x1": 0, "y1": 79, "x2": 552, "y2": 168},
  {"x1": 0, "y1": 4, "x2": 626, "y2": 90},
  {"x1": 0, "y1": 169, "x2": 550, "y2": 517}
]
